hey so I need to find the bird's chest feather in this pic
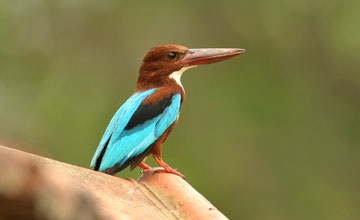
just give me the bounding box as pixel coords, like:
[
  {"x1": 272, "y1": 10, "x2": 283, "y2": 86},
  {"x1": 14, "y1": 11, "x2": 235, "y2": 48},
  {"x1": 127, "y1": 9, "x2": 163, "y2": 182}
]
[{"x1": 141, "y1": 84, "x2": 185, "y2": 108}]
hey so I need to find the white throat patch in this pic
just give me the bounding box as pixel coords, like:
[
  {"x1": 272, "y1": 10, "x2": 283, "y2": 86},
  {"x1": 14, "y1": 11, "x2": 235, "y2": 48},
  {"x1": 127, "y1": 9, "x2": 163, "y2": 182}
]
[{"x1": 169, "y1": 66, "x2": 194, "y2": 89}]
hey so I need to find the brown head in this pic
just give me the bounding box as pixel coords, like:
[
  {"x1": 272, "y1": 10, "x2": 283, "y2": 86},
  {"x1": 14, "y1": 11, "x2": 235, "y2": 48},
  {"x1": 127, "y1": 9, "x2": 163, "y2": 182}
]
[{"x1": 136, "y1": 44, "x2": 245, "y2": 90}]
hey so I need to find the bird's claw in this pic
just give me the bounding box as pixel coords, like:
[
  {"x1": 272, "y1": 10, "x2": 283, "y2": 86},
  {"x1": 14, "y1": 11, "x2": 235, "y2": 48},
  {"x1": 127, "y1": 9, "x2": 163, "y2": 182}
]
[{"x1": 152, "y1": 168, "x2": 185, "y2": 179}]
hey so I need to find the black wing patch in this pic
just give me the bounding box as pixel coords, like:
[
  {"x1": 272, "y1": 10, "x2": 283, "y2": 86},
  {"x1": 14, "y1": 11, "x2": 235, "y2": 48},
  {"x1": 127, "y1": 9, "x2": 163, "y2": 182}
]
[{"x1": 124, "y1": 94, "x2": 173, "y2": 130}]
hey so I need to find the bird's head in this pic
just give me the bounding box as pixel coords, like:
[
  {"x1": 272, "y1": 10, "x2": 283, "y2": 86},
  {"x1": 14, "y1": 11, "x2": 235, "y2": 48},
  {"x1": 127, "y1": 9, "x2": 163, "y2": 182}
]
[{"x1": 137, "y1": 44, "x2": 245, "y2": 89}]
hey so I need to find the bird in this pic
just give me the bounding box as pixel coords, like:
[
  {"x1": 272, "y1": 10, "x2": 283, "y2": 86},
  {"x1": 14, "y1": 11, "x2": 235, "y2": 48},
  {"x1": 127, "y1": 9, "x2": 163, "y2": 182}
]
[{"x1": 90, "y1": 45, "x2": 245, "y2": 179}]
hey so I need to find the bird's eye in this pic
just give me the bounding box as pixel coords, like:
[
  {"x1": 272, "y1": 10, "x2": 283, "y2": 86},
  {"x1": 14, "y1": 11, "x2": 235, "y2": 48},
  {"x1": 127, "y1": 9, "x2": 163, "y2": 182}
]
[{"x1": 167, "y1": 52, "x2": 177, "y2": 60}]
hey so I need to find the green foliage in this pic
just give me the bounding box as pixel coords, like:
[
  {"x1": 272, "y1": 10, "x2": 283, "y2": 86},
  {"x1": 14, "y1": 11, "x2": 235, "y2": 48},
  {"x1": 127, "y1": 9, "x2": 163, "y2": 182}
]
[{"x1": 1, "y1": 0, "x2": 359, "y2": 219}]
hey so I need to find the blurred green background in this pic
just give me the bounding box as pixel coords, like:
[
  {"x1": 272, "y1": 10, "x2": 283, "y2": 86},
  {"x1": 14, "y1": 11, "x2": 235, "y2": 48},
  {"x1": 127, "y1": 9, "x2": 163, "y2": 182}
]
[{"x1": 1, "y1": 0, "x2": 359, "y2": 219}]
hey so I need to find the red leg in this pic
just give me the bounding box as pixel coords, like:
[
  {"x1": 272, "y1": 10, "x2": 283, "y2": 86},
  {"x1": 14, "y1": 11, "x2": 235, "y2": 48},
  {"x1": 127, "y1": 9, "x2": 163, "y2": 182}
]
[
  {"x1": 153, "y1": 155, "x2": 185, "y2": 179},
  {"x1": 138, "y1": 162, "x2": 152, "y2": 170}
]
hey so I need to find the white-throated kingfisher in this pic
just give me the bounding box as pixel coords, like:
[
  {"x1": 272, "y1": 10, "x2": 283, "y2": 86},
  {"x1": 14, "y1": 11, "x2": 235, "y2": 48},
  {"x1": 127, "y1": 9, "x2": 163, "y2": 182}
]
[{"x1": 90, "y1": 45, "x2": 245, "y2": 179}]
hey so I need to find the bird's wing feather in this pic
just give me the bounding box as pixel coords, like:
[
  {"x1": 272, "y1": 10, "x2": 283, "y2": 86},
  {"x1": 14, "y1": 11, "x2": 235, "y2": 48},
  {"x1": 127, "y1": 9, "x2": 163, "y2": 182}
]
[
  {"x1": 94, "y1": 92, "x2": 181, "y2": 172},
  {"x1": 155, "y1": 94, "x2": 181, "y2": 137},
  {"x1": 90, "y1": 88, "x2": 156, "y2": 167}
]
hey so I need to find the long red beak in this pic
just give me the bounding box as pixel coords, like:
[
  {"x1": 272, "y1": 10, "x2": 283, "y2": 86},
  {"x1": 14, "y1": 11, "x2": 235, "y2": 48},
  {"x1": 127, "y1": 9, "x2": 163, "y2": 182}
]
[{"x1": 180, "y1": 48, "x2": 245, "y2": 67}]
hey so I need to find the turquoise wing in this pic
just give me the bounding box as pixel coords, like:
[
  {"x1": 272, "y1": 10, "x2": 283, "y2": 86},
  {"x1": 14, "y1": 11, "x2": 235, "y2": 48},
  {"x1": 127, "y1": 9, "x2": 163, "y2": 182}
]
[
  {"x1": 91, "y1": 92, "x2": 181, "y2": 173},
  {"x1": 90, "y1": 89, "x2": 156, "y2": 167}
]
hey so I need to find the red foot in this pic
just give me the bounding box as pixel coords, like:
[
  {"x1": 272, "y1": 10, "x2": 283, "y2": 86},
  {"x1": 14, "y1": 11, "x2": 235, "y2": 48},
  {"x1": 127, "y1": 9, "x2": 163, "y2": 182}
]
[
  {"x1": 138, "y1": 162, "x2": 152, "y2": 170},
  {"x1": 153, "y1": 157, "x2": 185, "y2": 179}
]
